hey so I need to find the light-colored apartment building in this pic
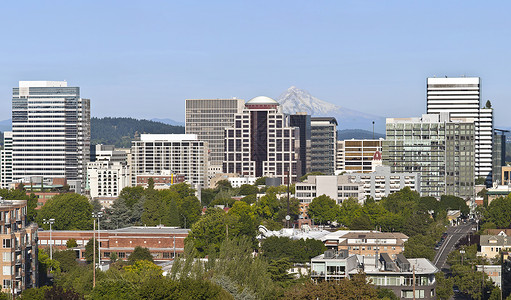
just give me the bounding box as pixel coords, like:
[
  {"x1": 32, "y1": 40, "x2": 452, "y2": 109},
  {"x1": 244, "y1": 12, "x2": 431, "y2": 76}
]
[
  {"x1": 383, "y1": 113, "x2": 475, "y2": 199},
  {"x1": 87, "y1": 145, "x2": 130, "y2": 202},
  {"x1": 131, "y1": 134, "x2": 208, "y2": 188},
  {"x1": 11, "y1": 81, "x2": 90, "y2": 190},
  {"x1": 427, "y1": 77, "x2": 493, "y2": 182},
  {"x1": 223, "y1": 96, "x2": 300, "y2": 184},
  {"x1": 347, "y1": 165, "x2": 421, "y2": 200},
  {"x1": 0, "y1": 199, "x2": 38, "y2": 295},
  {"x1": 295, "y1": 175, "x2": 364, "y2": 217}
]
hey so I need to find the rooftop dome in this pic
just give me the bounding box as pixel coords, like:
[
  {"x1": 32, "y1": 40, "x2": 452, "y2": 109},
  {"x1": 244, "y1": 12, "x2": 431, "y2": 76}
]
[{"x1": 246, "y1": 96, "x2": 279, "y2": 105}]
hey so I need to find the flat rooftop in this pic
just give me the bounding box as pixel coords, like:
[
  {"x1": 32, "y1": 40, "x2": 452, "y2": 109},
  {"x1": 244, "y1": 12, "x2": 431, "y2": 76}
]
[{"x1": 140, "y1": 134, "x2": 198, "y2": 142}]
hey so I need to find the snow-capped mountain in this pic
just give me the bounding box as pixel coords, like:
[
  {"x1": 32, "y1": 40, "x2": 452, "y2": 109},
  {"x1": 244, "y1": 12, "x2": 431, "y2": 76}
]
[{"x1": 277, "y1": 86, "x2": 386, "y2": 132}]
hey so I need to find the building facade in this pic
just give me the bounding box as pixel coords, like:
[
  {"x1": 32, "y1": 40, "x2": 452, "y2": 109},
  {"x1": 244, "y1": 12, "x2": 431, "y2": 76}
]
[
  {"x1": 87, "y1": 145, "x2": 130, "y2": 199},
  {"x1": 0, "y1": 199, "x2": 38, "y2": 295},
  {"x1": 0, "y1": 132, "x2": 12, "y2": 189},
  {"x1": 347, "y1": 165, "x2": 421, "y2": 200},
  {"x1": 223, "y1": 96, "x2": 300, "y2": 184},
  {"x1": 11, "y1": 81, "x2": 90, "y2": 189},
  {"x1": 289, "y1": 113, "x2": 311, "y2": 176},
  {"x1": 38, "y1": 226, "x2": 189, "y2": 262},
  {"x1": 336, "y1": 139, "x2": 383, "y2": 174},
  {"x1": 427, "y1": 77, "x2": 493, "y2": 182},
  {"x1": 311, "y1": 251, "x2": 438, "y2": 299},
  {"x1": 295, "y1": 175, "x2": 364, "y2": 217},
  {"x1": 185, "y1": 98, "x2": 245, "y2": 177},
  {"x1": 131, "y1": 134, "x2": 208, "y2": 188},
  {"x1": 479, "y1": 235, "x2": 511, "y2": 259},
  {"x1": 492, "y1": 130, "x2": 507, "y2": 184},
  {"x1": 383, "y1": 113, "x2": 475, "y2": 199},
  {"x1": 310, "y1": 117, "x2": 338, "y2": 175}
]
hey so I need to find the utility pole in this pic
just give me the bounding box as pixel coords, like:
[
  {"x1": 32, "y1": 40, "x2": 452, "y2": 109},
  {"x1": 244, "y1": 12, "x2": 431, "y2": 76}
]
[
  {"x1": 372, "y1": 121, "x2": 375, "y2": 139},
  {"x1": 43, "y1": 219, "x2": 55, "y2": 260},
  {"x1": 412, "y1": 265, "x2": 416, "y2": 300},
  {"x1": 92, "y1": 216, "x2": 96, "y2": 288}
]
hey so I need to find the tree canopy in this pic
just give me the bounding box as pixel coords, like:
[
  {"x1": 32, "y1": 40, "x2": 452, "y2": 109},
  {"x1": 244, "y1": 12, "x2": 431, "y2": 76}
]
[{"x1": 37, "y1": 193, "x2": 93, "y2": 230}]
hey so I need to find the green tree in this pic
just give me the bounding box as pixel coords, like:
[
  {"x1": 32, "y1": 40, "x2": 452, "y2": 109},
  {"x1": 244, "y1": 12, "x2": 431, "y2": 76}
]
[
  {"x1": 66, "y1": 238, "x2": 78, "y2": 248},
  {"x1": 282, "y1": 273, "x2": 378, "y2": 299},
  {"x1": 485, "y1": 195, "x2": 511, "y2": 227},
  {"x1": 268, "y1": 258, "x2": 293, "y2": 285},
  {"x1": 238, "y1": 184, "x2": 259, "y2": 195},
  {"x1": 118, "y1": 186, "x2": 145, "y2": 208},
  {"x1": 53, "y1": 249, "x2": 78, "y2": 272},
  {"x1": 404, "y1": 235, "x2": 435, "y2": 261},
  {"x1": 254, "y1": 177, "x2": 267, "y2": 186},
  {"x1": 435, "y1": 273, "x2": 454, "y2": 300},
  {"x1": 215, "y1": 179, "x2": 232, "y2": 190},
  {"x1": 308, "y1": 195, "x2": 339, "y2": 225},
  {"x1": 178, "y1": 196, "x2": 202, "y2": 228},
  {"x1": 186, "y1": 208, "x2": 237, "y2": 255},
  {"x1": 485, "y1": 100, "x2": 492, "y2": 109},
  {"x1": 36, "y1": 193, "x2": 93, "y2": 230},
  {"x1": 84, "y1": 238, "x2": 98, "y2": 264},
  {"x1": 228, "y1": 201, "x2": 258, "y2": 240},
  {"x1": 128, "y1": 246, "x2": 154, "y2": 263},
  {"x1": 475, "y1": 176, "x2": 486, "y2": 185}
]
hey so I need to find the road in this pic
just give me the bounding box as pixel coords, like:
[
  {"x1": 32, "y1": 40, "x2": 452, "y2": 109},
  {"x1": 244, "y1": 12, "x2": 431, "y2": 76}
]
[{"x1": 433, "y1": 221, "x2": 475, "y2": 271}]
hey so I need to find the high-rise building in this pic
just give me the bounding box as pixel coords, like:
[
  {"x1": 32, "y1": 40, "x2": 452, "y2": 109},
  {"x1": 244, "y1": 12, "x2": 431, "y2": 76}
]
[
  {"x1": 310, "y1": 117, "x2": 338, "y2": 175},
  {"x1": 131, "y1": 134, "x2": 208, "y2": 188},
  {"x1": 336, "y1": 139, "x2": 383, "y2": 174},
  {"x1": 492, "y1": 129, "x2": 507, "y2": 184},
  {"x1": 383, "y1": 113, "x2": 475, "y2": 199},
  {"x1": 427, "y1": 77, "x2": 493, "y2": 182},
  {"x1": 289, "y1": 113, "x2": 311, "y2": 177},
  {"x1": 223, "y1": 96, "x2": 300, "y2": 184},
  {"x1": 0, "y1": 132, "x2": 13, "y2": 189},
  {"x1": 0, "y1": 199, "x2": 38, "y2": 294},
  {"x1": 11, "y1": 81, "x2": 90, "y2": 189},
  {"x1": 185, "y1": 98, "x2": 245, "y2": 178},
  {"x1": 87, "y1": 145, "x2": 130, "y2": 201}
]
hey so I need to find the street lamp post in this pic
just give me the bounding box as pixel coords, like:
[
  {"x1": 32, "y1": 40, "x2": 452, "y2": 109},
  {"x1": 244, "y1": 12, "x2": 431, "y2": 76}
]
[
  {"x1": 43, "y1": 218, "x2": 55, "y2": 260},
  {"x1": 92, "y1": 212, "x2": 102, "y2": 288},
  {"x1": 95, "y1": 212, "x2": 103, "y2": 265},
  {"x1": 460, "y1": 249, "x2": 465, "y2": 265}
]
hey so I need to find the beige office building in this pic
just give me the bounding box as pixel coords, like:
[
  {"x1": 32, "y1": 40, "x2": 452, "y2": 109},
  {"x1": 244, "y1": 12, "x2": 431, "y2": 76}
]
[{"x1": 336, "y1": 139, "x2": 383, "y2": 174}]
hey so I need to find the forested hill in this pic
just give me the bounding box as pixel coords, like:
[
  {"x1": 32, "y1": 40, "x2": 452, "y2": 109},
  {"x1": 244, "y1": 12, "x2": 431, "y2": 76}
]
[{"x1": 91, "y1": 117, "x2": 185, "y2": 148}]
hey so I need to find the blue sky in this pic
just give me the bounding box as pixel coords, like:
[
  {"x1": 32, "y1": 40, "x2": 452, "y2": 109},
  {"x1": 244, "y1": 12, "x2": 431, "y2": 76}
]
[{"x1": 0, "y1": 1, "x2": 510, "y2": 128}]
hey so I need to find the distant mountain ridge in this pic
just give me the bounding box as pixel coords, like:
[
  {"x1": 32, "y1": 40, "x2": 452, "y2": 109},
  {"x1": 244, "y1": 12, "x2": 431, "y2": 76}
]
[
  {"x1": 151, "y1": 118, "x2": 185, "y2": 126},
  {"x1": 277, "y1": 86, "x2": 386, "y2": 132},
  {"x1": 91, "y1": 117, "x2": 184, "y2": 148},
  {"x1": 338, "y1": 129, "x2": 385, "y2": 140}
]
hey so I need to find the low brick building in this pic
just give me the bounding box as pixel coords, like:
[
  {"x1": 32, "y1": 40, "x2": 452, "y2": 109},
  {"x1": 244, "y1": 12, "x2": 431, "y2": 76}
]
[{"x1": 38, "y1": 226, "x2": 189, "y2": 262}]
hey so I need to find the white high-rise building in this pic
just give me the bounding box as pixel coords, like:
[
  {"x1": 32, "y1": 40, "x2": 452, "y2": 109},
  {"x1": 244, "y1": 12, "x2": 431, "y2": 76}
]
[
  {"x1": 0, "y1": 132, "x2": 13, "y2": 189},
  {"x1": 427, "y1": 77, "x2": 493, "y2": 182},
  {"x1": 131, "y1": 134, "x2": 208, "y2": 188},
  {"x1": 11, "y1": 81, "x2": 91, "y2": 189}
]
